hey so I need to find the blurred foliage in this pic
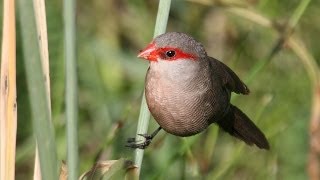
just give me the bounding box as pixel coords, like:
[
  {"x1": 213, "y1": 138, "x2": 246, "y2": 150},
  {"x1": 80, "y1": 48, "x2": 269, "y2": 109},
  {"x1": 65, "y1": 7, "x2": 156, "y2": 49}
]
[{"x1": 1, "y1": 0, "x2": 319, "y2": 179}]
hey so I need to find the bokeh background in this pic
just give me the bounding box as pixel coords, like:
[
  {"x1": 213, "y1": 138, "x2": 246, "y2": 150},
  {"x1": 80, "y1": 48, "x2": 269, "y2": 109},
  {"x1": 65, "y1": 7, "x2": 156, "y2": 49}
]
[{"x1": 5, "y1": 0, "x2": 320, "y2": 179}]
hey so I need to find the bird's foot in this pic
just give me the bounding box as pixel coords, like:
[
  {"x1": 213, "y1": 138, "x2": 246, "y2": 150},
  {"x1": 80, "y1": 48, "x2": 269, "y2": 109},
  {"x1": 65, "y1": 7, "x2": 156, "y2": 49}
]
[{"x1": 126, "y1": 134, "x2": 153, "y2": 149}]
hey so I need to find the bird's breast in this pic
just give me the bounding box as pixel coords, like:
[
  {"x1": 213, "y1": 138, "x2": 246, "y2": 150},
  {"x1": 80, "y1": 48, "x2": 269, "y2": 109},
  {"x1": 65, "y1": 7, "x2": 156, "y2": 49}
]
[{"x1": 145, "y1": 61, "x2": 228, "y2": 136}]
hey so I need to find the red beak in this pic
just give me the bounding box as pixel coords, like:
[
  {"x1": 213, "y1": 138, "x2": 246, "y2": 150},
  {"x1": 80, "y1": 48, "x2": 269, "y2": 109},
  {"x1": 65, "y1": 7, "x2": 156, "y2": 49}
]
[{"x1": 137, "y1": 42, "x2": 157, "y2": 61}]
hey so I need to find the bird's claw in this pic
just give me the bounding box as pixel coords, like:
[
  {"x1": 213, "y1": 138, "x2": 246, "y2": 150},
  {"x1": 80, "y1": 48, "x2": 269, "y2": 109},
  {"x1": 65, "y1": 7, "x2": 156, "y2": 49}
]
[
  {"x1": 126, "y1": 137, "x2": 136, "y2": 143},
  {"x1": 137, "y1": 133, "x2": 152, "y2": 139},
  {"x1": 126, "y1": 134, "x2": 153, "y2": 149},
  {"x1": 125, "y1": 139, "x2": 151, "y2": 149}
]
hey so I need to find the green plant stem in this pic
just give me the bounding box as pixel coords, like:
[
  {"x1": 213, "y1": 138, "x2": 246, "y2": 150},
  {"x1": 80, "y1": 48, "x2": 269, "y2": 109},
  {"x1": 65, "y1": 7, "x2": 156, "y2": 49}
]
[
  {"x1": 134, "y1": 0, "x2": 172, "y2": 175},
  {"x1": 153, "y1": 0, "x2": 172, "y2": 37},
  {"x1": 18, "y1": 0, "x2": 58, "y2": 179},
  {"x1": 64, "y1": 0, "x2": 79, "y2": 179},
  {"x1": 288, "y1": 0, "x2": 311, "y2": 30}
]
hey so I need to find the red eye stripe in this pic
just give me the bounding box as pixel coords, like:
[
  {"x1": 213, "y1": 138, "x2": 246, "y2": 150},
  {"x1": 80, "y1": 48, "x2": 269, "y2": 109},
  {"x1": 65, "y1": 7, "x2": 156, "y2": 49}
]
[
  {"x1": 138, "y1": 42, "x2": 198, "y2": 62},
  {"x1": 157, "y1": 47, "x2": 197, "y2": 61}
]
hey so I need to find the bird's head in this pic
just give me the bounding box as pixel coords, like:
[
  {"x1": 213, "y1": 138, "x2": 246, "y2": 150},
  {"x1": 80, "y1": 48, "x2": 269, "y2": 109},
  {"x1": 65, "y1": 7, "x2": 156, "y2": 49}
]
[{"x1": 138, "y1": 32, "x2": 207, "y2": 62}]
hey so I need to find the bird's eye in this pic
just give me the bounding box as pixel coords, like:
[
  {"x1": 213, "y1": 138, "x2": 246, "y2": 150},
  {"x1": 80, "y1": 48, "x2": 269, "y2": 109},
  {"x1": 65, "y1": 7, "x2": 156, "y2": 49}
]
[{"x1": 166, "y1": 50, "x2": 175, "y2": 58}]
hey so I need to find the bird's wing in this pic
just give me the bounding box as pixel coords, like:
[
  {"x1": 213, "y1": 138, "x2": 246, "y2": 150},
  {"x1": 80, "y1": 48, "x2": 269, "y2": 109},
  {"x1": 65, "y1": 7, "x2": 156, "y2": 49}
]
[{"x1": 209, "y1": 57, "x2": 249, "y2": 94}]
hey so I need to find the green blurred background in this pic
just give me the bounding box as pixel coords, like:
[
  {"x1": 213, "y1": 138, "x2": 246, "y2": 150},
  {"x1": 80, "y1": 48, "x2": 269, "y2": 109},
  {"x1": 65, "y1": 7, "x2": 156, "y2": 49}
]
[{"x1": 6, "y1": 0, "x2": 320, "y2": 179}]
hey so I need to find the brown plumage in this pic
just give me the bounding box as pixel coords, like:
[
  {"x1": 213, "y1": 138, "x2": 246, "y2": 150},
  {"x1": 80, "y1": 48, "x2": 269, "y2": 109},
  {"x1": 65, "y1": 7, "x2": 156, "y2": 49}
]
[{"x1": 127, "y1": 32, "x2": 269, "y2": 150}]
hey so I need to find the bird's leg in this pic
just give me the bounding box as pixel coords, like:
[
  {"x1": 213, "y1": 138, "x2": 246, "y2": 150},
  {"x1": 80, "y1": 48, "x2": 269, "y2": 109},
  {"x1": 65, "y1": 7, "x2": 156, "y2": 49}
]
[{"x1": 126, "y1": 127, "x2": 162, "y2": 149}]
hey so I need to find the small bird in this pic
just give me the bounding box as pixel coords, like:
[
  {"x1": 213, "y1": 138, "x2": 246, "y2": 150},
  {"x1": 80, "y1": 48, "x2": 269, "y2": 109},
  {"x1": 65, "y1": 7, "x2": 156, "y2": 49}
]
[{"x1": 127, "y1": 32, "x2": 269, "y2": 150}]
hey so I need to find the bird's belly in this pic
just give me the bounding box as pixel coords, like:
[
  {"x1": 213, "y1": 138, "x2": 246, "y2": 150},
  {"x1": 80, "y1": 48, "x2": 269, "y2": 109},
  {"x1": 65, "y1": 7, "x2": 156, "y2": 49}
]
[{"x1": 146, "y1": 80, "x2": 223, "y2": 137}]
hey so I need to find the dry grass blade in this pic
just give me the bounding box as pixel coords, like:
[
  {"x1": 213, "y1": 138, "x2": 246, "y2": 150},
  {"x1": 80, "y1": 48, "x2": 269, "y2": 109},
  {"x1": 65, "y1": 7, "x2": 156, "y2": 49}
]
[
  {"x1": 125, "y1": 165, "x2": 139, "y2": 180},
  {"x1": 308, "y1": 89, "x2": 320, "y2": 180},
  {"x1": 79, "y1": 159, "x2": 135, "y2": 180},
  {"x1": 226, "y1": 7, "x2": 273, "y2": 28},
  {"x1": 187, "y1": 0, "x2": 249, "y2": 7},
  {"x1": 32, "y1": 0, "x2": 51, "y2": 179},
  {"x1": 33, "y1": 148, "x2": 41, "y2": 180},
  {"x1": 287, "y1": 37, "x2": 319, "y2": 86},
  {"x1": 287, "y1": 37, "x2": 320, "y2": 180},
  {"x1": 0, "y1": 0, "x2": 17, "y2": 179},
  {"x1": 59, "y1": 161, "x2": 68, "y2": 180}
]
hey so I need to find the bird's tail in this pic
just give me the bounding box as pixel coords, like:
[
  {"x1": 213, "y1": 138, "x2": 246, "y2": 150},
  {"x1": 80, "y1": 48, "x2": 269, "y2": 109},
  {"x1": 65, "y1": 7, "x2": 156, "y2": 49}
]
[{"x1": 217, "y1": 104, "x2": 270, "y2": 149}]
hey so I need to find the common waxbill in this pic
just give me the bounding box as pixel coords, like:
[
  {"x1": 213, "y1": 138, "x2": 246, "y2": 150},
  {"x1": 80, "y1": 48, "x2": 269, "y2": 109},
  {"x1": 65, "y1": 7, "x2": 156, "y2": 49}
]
[{"x1": 127, "y1": 32, "x2": 269, "y2": 150}]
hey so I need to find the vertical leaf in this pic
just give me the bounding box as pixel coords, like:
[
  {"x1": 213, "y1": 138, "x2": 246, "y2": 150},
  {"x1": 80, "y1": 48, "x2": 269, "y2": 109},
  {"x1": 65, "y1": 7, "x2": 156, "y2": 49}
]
[
  {"x1": 18, "y1": 0, "x2": 58, "y2": 179},
  {"x1": 63, "y1": 0, "x2": 79, "y2": 179},
  {"x1": 32, "y1": 0, "x2": 51, "y2": 179}
]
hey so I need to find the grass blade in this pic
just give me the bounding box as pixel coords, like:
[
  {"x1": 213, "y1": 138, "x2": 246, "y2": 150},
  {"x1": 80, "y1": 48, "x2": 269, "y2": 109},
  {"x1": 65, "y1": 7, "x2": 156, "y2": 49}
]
[
  {"x1": 18, "y1": 0, "x2": 58, "y2": 179},
  {"x1": 134, "y1": 0, "x2": 172, "y2": 176},
  {"x1": 32, "y1": 0, "x2": 51, "y2": 179},
  {"x1": 287, "y1": 0, "x2": 311, "y2": 30},
  {"x1": 63, "y1": 0, "x2": 79, "y2": 179},
  {"x1": 0, "y1": 0, "x2": 17, "y2": 179}
]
